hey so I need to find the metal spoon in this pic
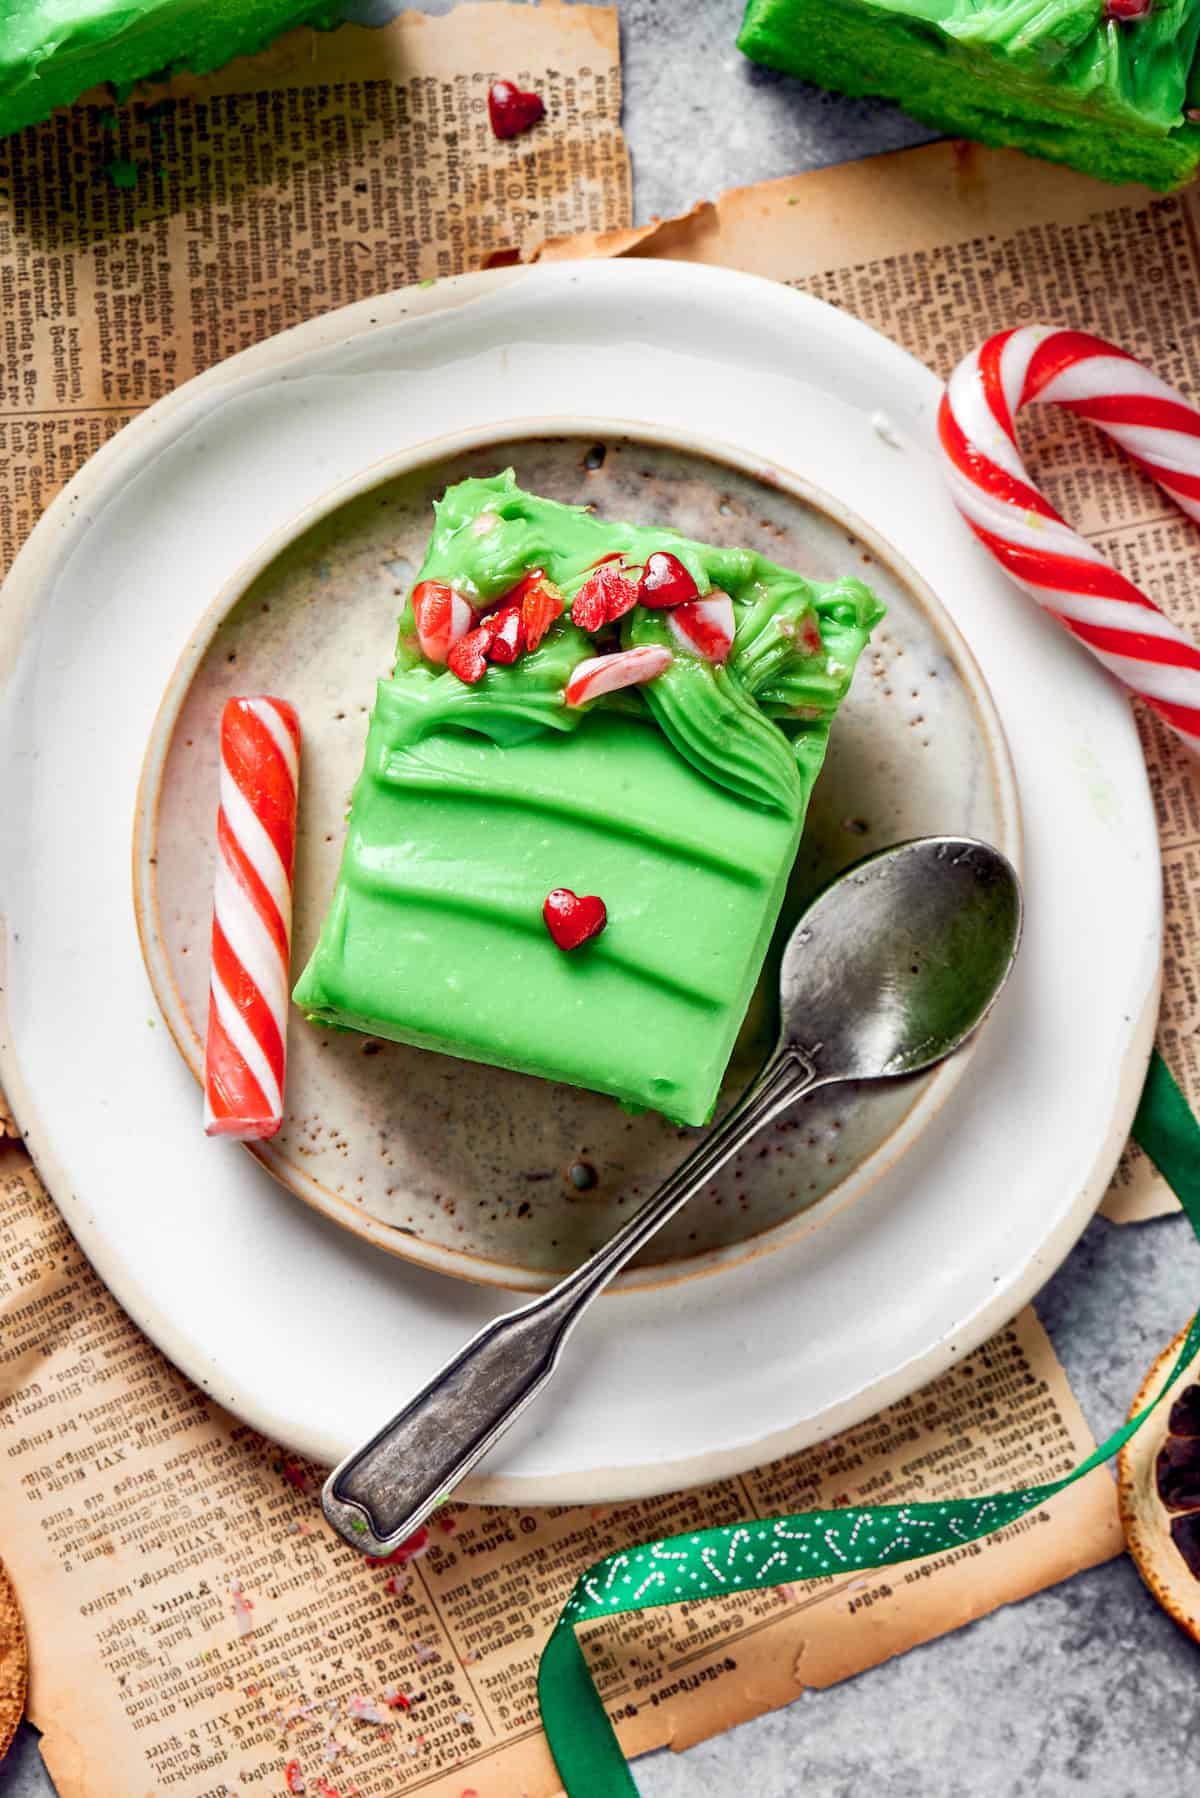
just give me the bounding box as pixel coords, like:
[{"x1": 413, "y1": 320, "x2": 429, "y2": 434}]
[{"x1": 322, "y1": 835, "x2": 1022, "y2": 1555}]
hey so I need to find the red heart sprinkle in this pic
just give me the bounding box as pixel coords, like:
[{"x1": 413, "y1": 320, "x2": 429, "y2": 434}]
[
  {"x1": 486, "y1": 601, "x2": 525, "y2": 664},
  {"x1": 543, "y1": 888, "x2": 607, "y2": 951},
  {"x1": 602, "y1": 565, "x2": 639, "y2": 622},
  {"x1": 488, "y1": 80, "x2": 546, "y2": 140},
  {"x1": 447, "y1": 626, "x2": 492, "y2": 683},
  {"x1": 571, "y1": 564, "x2": 637, "y2": 631},
  {"x1": 1105, "y1": 0, "x2": 1151, "y2": 14},
  {"x1": 637, "y1": 550, "x2": 699, "y2": 609},
  {"x1": 571, "y1": 573, "x2": 609, "y2": 632}
]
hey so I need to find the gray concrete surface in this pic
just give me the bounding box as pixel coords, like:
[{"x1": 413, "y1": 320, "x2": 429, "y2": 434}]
[{"x1": 4, "y1": 3, "x2": 1198, "y2": 1793}]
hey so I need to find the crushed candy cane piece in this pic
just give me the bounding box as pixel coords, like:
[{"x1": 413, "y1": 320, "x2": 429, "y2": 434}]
[
  {"x1": 229, "y1": 1579, "x2": 255, "y2": 1638},
  {"x1": 285, "y1": 1762, "x2": 306, "y2": 1795},
  {"x1": 413, "y1": 1641, "x2": 439, "y2": 1664},
  {"x1": 543, "y1": 888, "x2": 607, "y2": 952},
  {"x1": 485, "y1": 602, "x2": 524, "y2": 665},
  {"x1": 668, "y1": 591, "x2": 735, "y2": 663},
  {"x1": 636, "y1": 550, "x2": 698, "y2": 608},
  {"x1": 383, "y1": 1685, "x2": 412, "y2": 1710},
  {"x1": 564, "y1": 644, "x2": 673, "y2": 706},
  {"x1": 798, "y1": 612, "x2": 823, "y2": 656},
  {"x1": 346, "y1": 1695, "x2": 388, "y2": 1725},
  {"x1": 412, "y1": 581, "x2": 473, "y2": 664}
]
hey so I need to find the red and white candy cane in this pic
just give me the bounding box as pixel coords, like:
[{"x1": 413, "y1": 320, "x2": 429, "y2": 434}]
[
  {"x1": 204, "y1": 696, "x2": 301, "y2": 1140},
  {"x1": 939, "y1": 326, "x2": 1200, "y2": 750}
]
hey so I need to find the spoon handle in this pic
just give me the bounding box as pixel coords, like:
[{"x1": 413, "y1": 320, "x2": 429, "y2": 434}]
[{"x1": 322, "y1": 1048, "x2": 816, "y2": 1555}]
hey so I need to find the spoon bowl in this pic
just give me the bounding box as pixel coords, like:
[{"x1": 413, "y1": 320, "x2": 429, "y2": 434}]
[{"x1": 781, "y1": 836, "x2": 1023, "y2": 1085}]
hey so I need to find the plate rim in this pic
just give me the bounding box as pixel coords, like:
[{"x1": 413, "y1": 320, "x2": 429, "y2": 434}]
[
  {"x1": 0, "y1": 257, "x2": 1162, "y2": 1501},
  {"x1": 131, "y1": 412, "x2": 1022, "y2": 1293}
]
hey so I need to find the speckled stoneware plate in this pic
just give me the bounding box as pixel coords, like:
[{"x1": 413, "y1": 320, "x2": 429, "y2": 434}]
[
  {"x1": 135, "y1": 425, "x2": 1015, "y2": 1291},
  {"x1": 0, "y1": 262, "x2": 1161, "y2": 1500}
]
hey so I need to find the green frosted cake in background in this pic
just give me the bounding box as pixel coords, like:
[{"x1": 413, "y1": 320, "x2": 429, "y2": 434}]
[
  {"x1": 293, "y1": 472, "x2": 883, "y2": 1127},
  {"x1": 738, "y1": 0, "x2": 1200, "y2": 190},
  {"x1": 0, "y1": 0, "x2": 341, "y2": 138}
]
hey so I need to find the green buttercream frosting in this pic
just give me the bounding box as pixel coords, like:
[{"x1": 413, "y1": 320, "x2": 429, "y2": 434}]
[
  {"x1": 0, "y1": 0, "x2": 341, "y2": 138},
  {"x1": 739, "y1": 0, "x2": 1200, "y2": 190},
  {"x1": 294, "y1": 473, "x2": 883, "y2": 1126},
  {"x1": 389, "y1": 471, "x2": 882, "y2": 815}
]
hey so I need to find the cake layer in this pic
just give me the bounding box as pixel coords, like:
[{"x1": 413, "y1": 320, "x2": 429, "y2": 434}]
[
  {"x1": 738, "y1": 0, "x2": 1200, "y2": 190},
  {"x1": 0, "y1": 0, "x2": 340, "y2": 138},
  {"x1": 294, "y1": 705, "x2": 800, "y2": 1126},
  {"x1": 294, "y1": 473, "x2": 883, "y2": 1126}
]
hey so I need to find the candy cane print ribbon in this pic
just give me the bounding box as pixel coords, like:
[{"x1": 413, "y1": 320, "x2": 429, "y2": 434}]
[
  {"x1": 938, "y1": 326, "x2": 1200, "y2": 751},
  {"x1": 537, "y1": 1052, "x2": 1200, "y2": 1798}
]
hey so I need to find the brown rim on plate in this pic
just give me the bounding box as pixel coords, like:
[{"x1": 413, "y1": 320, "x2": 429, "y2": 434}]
[{"x1": 133, "y1": 417, "x2": 1021, "y2": 1293}]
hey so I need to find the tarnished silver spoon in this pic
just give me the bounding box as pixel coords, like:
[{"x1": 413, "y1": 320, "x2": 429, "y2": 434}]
[{"x1": 323, "y1": 835, "x2": 1022, "y2": 1555}]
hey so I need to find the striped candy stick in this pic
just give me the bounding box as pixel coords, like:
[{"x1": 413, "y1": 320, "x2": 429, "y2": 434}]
[
  {"x1": 204, "y1": 697, "x2": 301, "y2": 1140},
  {"x1": 938, "y1": 325, "x2": 1200, "y2": 751}
]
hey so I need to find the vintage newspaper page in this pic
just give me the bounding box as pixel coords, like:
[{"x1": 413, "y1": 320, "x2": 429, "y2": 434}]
[
  {"x1": 543, "y1": 142, "x2": 1200, "y2": 1222},
  {"x1": 0, "y1": 1146, "x2": 1119, "y2": 1797},
  {"x1": 0, "y1": 1, "x2": 630, "y2": 575}
]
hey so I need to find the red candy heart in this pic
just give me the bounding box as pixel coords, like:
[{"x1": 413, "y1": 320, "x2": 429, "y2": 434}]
[
  {"x1": 488, "y1": 80, "x2": 547, "y2": 140},
  {"x1": 447, "y1": 626, "x2": 492, "y2": 684},
  {"x1": 1105, "y1": 0, "x2": 1151, "y2": 15},
  {"x1": 543, "y1": 887, "x2": 607, "y2": 951},
  {"x1": 637, "y1": 550, "x2": 699, "y2": 609},
  {"x1": 571, "y1": 564, "x2": 638, "y2": 631}
]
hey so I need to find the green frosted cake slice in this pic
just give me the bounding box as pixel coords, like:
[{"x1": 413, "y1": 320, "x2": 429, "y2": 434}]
[
  {"x1": 293, "y1": 473, "x2": 883, "y2": 1127},
  {"x1": 738, "y1": 0, "x2": 1200, "y2": 191},
  {"x1": 0, "y1": 0, "x2": 341, "y2": 138}
]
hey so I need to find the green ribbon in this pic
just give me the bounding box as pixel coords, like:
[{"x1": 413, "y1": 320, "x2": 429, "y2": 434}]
[{"x1": 538, "y1": 1049, "x2": 1200, "y2": 1797}]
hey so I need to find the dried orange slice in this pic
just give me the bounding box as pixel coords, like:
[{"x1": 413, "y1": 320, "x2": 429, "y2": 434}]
[{"x1": 1119, "y1": 1323, "x2": 1200, "y2": 1645}]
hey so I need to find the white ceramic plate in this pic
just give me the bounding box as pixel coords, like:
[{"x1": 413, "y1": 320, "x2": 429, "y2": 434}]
[
  {"x1": 0, "y1": 262, "x2": 1161, "y2": 1501},
  {"x1": 133, "y1": 423, "x2": 1016, "y2": 1292}
]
